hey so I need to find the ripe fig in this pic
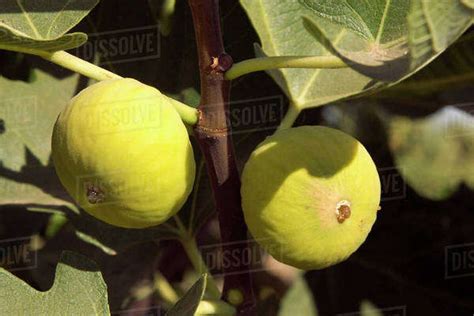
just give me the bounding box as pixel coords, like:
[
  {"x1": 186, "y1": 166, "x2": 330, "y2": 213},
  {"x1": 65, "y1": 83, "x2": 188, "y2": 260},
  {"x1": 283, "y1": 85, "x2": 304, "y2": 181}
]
[
  {"x1": 241, "y1": 126, "x2": 381, "y2": 270},
  {"x1": 52, "y1": 78, "x2": 195, "y2": 228}
]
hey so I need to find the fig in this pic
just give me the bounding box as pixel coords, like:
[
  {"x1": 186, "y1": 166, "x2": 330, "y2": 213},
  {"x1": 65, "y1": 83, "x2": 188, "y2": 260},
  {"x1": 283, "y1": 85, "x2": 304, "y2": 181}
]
[
  {"x1": 241, "y1": 126, "x2": 380, "y2": 270},
  {"x1": 52, "y1": 78, "x2": 195, "y2": 228}
]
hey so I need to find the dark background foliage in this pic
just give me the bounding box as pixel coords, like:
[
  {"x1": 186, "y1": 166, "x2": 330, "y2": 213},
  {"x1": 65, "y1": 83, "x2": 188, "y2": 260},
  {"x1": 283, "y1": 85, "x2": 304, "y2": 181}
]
[{"x1": 0, "y1": 0, "x2": 473, "y2": 315}]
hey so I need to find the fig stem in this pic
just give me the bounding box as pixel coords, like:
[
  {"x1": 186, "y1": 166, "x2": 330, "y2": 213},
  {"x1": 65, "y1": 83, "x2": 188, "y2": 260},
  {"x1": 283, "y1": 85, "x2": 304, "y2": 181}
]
[
  {"x1": 40, "y1": 50, "x2": 121, "y2": 81},
  {"x1": 225, "y1": 55, "x2": 347, "y2": 80},
  {"x1": 278, "y1": 103, "x2": 302, "y2": 130},
  {"x1": 173, "y1": 215, "x2": 221, "y2": 298},
  {"x1": 167, "y1": 97, "x2": 199, "y2": 125}
]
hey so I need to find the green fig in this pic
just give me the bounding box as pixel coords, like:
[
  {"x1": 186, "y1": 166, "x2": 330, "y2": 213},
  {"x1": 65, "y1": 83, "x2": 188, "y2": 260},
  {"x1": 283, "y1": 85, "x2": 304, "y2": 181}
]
[
  {"x1": 52, "y1": 78, "x2": 195, "y2": 228},
  {"x1": 241, "y1": 126, "x2": 381, "y2": 270}
]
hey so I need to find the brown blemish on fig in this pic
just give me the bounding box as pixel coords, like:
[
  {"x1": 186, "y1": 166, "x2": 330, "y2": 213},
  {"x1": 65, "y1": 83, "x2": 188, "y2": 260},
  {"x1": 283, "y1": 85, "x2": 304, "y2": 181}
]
[
  {"x1": 86, "y1": 183, "x2": 105, "y2": 204},
  {"x1": 336, "y1": 200, "x2": 351, "y2": 223}
]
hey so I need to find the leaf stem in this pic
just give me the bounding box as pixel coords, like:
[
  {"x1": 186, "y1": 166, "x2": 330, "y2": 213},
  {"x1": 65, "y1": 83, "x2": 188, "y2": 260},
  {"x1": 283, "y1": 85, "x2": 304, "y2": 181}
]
[
  {"x1": 225, "y1": 55, "x2": 347, "y2": 80},
  {"x1": 278, "y1": 103, "x2": 302, "y2": 130},
  {"x1": 179, "y1": 236, "x2": 221, "y2": 299},
  {"x1": 41, "y1": 51, "x2": 122, "y2": 81},
  {"x1": 173, "y1": 216, "x2": 221, "y2": 299},
  {"x1": 159, "y1": 0, "x2": 177, "y2": 36}
]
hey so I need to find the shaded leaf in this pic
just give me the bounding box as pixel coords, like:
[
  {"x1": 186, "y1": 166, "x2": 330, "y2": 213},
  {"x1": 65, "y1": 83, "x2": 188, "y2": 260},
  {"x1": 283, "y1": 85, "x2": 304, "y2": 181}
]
[
  {"x1": 388, "y1": 106, "x2": 474, "y2": 200},
  {"x1": 166, "y1": 274, "x2": 207, "y2": 316},
  {"x1": 278, "y1": 273, "x2": 317, "y2": 316},
  {"x1": 71, "y1": 213, "x2": 181, "y2": 255},
  {"x1": 0, "y1": 251, "x2": 110, "y2": 315},
  {"x1": 408, "y1": 0, "x2": 473, "y2": 69},
  {"x1": 0, "y1": 69, "x2": 79, "y2": 170},
  {"x1": 0, "y1": 69, "x2": 79, "y2": 212},
  {"x1": 0, "y1": 174, "x2": 77, "y2": 210},
  {"x1": 375, "y1": 32, "x2": 474, "y2": 98},
  {"x1": 462, "y1": 0, "x2": 474, "y2": 9},
  {"x1": 0, "y1": 0, "x2": 98, "y2": 53}
]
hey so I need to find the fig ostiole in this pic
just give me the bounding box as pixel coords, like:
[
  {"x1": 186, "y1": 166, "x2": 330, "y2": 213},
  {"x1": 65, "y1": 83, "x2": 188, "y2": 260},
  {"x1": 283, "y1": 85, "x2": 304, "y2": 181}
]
[
  {"x1": 52, "y1": 78, "x2": 196, "y2": 229},
  {"x1": 241, "y1": 126, "x2": 381, "y2": 270}
]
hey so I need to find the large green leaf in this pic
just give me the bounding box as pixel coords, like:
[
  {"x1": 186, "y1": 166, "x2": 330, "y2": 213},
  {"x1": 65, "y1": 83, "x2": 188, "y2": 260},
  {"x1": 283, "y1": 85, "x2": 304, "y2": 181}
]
[
  {"x1": 240, "y1": 0, "x2": 408, "y2": 109},
  {"x1": 408, "y1": 0, "x2": 473, "y2": 69},
  {"x1": 241, "y1": 0, "x2": 371, "y2": 108},
  {"x1": 388, "y1": 106, "x2": 474, "y2": 200},
  {"x1": 0, "y1": 0, "x2": 99, "y2": 53},
  {"x1": 0, "y1": 251, "x2": 110, "y2": 315},
  {"x1": 240, "y1": 0, "x2": 472, "y2": 109},
  {"x1": 0, "y1": 69, "x2": 79, "y2": 210}
]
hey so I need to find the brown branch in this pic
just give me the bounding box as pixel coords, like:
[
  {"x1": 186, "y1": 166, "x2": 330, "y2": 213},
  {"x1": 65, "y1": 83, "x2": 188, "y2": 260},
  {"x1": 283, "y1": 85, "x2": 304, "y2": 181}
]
[{"x1": 188, "y1": 0, "x2": 256, "y2": 314}]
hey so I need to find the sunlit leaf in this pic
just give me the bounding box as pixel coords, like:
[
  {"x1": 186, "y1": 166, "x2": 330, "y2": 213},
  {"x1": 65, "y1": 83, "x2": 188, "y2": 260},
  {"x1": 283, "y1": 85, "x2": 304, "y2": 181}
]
[
  {"x1": 0, "y1": 0, "x2": 98, "y2": 53},
  {"x1": 0, "y1": 251, "x2": 110, "y2": 315},
  {"x1": 240, "y1": 0, "x2": 472, "y2": 109}
]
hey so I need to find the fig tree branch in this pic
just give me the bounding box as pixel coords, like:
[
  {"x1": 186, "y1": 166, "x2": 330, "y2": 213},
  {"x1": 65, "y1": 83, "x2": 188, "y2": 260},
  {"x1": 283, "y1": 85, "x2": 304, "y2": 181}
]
[{"x1": 187, "y1": 0, "x2": 256, "y2": 314}]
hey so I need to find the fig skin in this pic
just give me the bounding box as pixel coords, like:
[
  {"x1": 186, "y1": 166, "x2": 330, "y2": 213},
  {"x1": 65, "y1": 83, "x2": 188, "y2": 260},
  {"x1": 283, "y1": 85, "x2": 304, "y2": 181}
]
[
  {"x1": 241, "y1": 126, "x2": 381, "y2": 270},
  {"x1": 52, "y1": 78, "x2": 195, "y2": 228}
]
